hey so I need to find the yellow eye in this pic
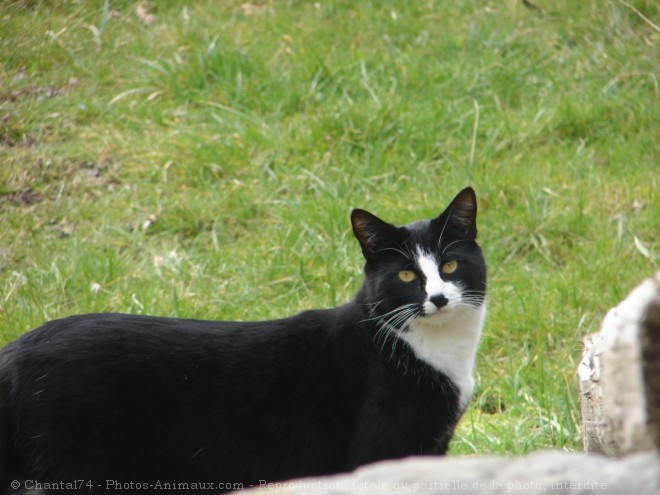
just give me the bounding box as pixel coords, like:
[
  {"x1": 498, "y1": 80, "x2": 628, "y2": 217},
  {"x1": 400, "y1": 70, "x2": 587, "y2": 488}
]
[
  {"x1": 441, "y1": 260, "x2": 458, "y2": 274},
  {"x1": 398, "y1": 270, "x2": 417, "y2": 283}
]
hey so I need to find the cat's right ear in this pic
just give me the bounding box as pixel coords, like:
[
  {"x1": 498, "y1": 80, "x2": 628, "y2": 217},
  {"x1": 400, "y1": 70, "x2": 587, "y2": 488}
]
[{"x1": 351, "y1": 209, "x2": 396, "y2": 259}]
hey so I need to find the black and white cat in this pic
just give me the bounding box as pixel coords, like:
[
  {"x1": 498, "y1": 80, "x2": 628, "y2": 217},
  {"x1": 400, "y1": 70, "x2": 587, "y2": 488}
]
[{"x1": 0, "y1": 187, "x2": 486, "y2": 493}]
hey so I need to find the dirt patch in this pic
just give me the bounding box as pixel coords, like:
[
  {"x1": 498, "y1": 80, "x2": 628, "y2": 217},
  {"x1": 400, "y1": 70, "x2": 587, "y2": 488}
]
[
  {"x1": 0, "y1": 76, "x2": 80, "y2": 103},
  {"x1": 0, "y1": 187, "x2": 42, "y2": 206}
]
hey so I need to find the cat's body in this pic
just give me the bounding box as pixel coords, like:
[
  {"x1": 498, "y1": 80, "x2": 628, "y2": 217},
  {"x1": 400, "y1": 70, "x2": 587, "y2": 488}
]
[{"x1": 0, "y1": 188, "x2": 486, "y2": 494}]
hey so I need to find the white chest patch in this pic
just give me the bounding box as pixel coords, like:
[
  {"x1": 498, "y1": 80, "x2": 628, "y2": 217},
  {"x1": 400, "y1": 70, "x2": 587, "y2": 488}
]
[{"x1": 399, "y1": 248, "x2": 486, "y2": 410}]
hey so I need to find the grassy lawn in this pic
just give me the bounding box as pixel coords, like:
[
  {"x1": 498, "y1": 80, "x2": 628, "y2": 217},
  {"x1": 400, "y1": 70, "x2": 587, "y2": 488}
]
[{"x1": 1, "y1": 0, "x2": 658, "y2": 455}]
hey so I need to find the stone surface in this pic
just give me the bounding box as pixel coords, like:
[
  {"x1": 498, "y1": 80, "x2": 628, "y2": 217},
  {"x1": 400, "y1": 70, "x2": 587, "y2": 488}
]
[
  {"x1": 641, "y1": 276, "x2": 660, "y2": 451},
  {"x1": 579, "y1": 271, "x2": 660, "y2": 456},
  {"x1": 579, "y1": 331, "x2": 604, "y2": 453},
  {"x1": 245, "y1": 451, "x2": 660, "y2": 494}
]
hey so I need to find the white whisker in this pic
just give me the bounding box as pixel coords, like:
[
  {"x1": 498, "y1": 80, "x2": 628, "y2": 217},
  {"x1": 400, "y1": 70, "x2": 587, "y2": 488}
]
[
  {"x1": 436, "y1": 204, "x2": 454, "y2": 252},
  {"x1": 441, "y1": 239, "x2": 463, "y2": 257},
  {"x1": 378, "y1": 247, "x2": 413, "y2": 261},
  {"x1": 369, "y1": 302, "x2": 422, "y2": 355}
]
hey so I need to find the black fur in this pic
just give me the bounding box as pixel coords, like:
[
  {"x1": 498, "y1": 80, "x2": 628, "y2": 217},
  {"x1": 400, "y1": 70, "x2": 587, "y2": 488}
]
[{"x1": 0, "y1": 188, "x2": 486, "y2": 494}]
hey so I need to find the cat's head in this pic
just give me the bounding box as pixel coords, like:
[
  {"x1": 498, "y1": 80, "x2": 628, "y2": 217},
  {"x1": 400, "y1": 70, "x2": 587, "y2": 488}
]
[{"x1": 351, "y1": 187, "x2": 487, "y2": 332}]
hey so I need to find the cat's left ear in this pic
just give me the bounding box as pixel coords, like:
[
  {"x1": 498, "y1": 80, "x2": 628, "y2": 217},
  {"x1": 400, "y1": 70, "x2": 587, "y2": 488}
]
[
  {"x1": 351, "y1": 209, "x2": 397, "y2": 259},
  {"x1": 435, "y1": 187, "x2": 478, "y2": 240}
]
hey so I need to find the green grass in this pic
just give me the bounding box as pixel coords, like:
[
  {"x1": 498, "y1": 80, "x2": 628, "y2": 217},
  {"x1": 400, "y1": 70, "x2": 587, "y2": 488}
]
[{"x1": 1, "y1": 0, "x2": 658, "y2": 456}]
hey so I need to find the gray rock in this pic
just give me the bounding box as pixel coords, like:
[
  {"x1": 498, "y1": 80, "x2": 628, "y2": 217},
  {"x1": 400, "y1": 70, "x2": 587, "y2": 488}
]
[
  {"x1": 579, "y1": 271, "x2": 660, "y2": 455},
  {"x1": 247, "y1": 451, "x2": 659, "y2": 494}
]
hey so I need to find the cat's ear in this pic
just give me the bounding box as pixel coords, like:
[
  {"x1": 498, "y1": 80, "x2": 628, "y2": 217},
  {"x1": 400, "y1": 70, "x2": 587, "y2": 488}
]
[
  {"x1": 351, "y1": 209, "x2": 397, "y2": 259},
  {"x1": 436, "y1": 187, "x2": 478, "y2": 240}
]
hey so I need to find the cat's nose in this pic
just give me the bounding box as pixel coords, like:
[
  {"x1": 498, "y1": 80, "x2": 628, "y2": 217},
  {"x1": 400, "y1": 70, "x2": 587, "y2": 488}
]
[{"x1": 429, "y1": 294, "x2": 448, "y2": 308}]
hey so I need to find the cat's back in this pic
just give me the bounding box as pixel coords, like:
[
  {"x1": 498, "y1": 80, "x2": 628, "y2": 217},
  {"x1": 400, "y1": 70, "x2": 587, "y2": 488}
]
[
  {"x1": 1, "y1": 309, "x2": 358, "y2": 382},
  {"x1": 9, "y1": 312, "x2": 267, "y2": 348},
  {"x1": 6, "y1": 310, "x2": 327, "y2": 353}
]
